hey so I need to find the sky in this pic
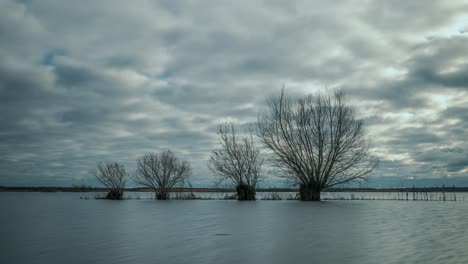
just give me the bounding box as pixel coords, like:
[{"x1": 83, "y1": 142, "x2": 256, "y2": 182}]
[{"x1": 0, "y1": 0, "x2": 467, "y2": 188}]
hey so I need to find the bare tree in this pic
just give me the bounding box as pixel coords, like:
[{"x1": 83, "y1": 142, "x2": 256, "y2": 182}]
[
  {"x1": 208, "y1": 123, "x2": 264, "y2": 200},
  {"x1": 133, "y1": 150, "x2": 192, "y2": 200},
  {"x1": 257, "y1": 89, "x2": 378, "y2": 201},
  {"x1": 94, "y1": 161, "x2": 127, "y2": 200}
]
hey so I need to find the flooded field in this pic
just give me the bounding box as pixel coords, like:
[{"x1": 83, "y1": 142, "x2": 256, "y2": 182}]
[{"x1": 1, "y1": 192, "x2": 468, "y2": 264}]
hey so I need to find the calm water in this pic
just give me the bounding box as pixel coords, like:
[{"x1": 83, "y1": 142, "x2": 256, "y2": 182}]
[{"x1": 1, "y1": 192, "x2": 468, "y2": 264}]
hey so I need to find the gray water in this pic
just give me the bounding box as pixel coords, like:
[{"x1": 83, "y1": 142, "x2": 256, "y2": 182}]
[{"x1": 1, "y1": 192, "x2": 468, "y2": 264}]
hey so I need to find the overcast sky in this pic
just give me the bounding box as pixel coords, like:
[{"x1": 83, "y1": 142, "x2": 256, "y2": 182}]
[{"x1": 1, "y1": 0, "x2": 467, "y2": 187}]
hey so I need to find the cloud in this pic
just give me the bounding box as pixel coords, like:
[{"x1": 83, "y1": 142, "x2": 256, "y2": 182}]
[
  {"x1": 361, "y1": 1, "x2": 467, "y2": 33},
  {"x1": 0, "y1": 0, "x2": 467, "y2": 186}
]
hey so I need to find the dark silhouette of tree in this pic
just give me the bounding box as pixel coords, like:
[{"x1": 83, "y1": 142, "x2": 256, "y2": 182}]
[
  {"x1": 257, "y1": 89, "x2": 378, "y2": 201},
  {"x1": 133, "y1": 151, "x2": 192, "y2": 200},
  {"x1": 208, "y1": 122, "x2": 264, "y2": 200},
  {"x1": 94, "y1": 161, "x2": 127, "y2": 200}
]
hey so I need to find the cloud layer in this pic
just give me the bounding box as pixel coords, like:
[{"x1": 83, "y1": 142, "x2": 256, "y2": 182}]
[{"x1": 0, "y1": 0, "x2": 467, "y2": 187}]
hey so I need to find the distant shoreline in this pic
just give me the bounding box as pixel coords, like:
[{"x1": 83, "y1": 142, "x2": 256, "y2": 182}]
[{"x1": 1, "y1": 186, "x2": 467, "y2": 193}]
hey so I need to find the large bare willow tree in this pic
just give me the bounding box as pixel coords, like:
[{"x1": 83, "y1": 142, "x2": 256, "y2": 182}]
[
  {"x1": 133, "y1": 150, "x2": 192, "y2": 200},
  {"x1": 257, "y1": 89, "x2": 378, "y2": 201},
  {"x1": 94, "y1": 161, "x2": 127, "y2": 200},
  {"x1": 208, "y1": 123, "x2": 264, "y2": 200}
]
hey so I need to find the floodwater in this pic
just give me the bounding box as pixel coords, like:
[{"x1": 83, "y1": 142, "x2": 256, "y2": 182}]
[{"x1": 1, "y1": 192, "x2": 468, "y2": 264}]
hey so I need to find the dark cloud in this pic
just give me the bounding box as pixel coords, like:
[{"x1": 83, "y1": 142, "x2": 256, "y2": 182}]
[
  {"x1": 413, "y1": 148, "x2": 468, "y2": 173},
  {"x1": 443, "y1": 106, "x2": 468, "y2": 122},
  {"x1": 350, "y1": 79, "x2": 430, "y2": 110},
  {"x1": 386, "y1": 127, "x2": 442, "y2": 146},
  {"x1": 407, "y1": 37, "x2": 468, "y2": 89},
  {"x1": 361, "y1": 1, "x2": 467, "y2": 33},
  {"x1": 54, "y1": 63, "x2": 103, "y2": 88}
]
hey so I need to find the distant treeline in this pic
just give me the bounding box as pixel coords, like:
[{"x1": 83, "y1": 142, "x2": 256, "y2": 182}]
[{"x1": 1, "y1": 186, "x2": 468, "y2": 193}]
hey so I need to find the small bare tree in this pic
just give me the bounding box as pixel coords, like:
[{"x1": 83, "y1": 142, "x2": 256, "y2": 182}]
[
  {"x1": 208, "y1": 123, "x2": 264, "y2": 200},
  {"x1": 257, "y1": 89, "x2": 378, "y2": 201},
  {"x1": 94, "y1": 161, "x2": 127, "y2": 200},
  {"x1": 133, "y1": 150, "x2": 192, "y2": 200}
]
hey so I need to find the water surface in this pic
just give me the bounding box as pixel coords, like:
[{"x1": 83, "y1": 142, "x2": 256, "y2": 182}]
[{"x1": 1, "y1": 192, "x2": 467, "y2": 264}]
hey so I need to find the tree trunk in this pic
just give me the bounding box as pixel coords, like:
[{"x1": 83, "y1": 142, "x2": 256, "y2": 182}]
[
  {"x1": 236, "y1": 183, "x2": 256, "y2": 200},
  {"x1": 156, "y1": 189, "x2": 170, "y2": 200},
  {"x1": 299, "y1": 183, "x2": 321, "y2": 201},
  {"x1": 106, "y1": 189, "x2": 123, "y2": 200}
]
